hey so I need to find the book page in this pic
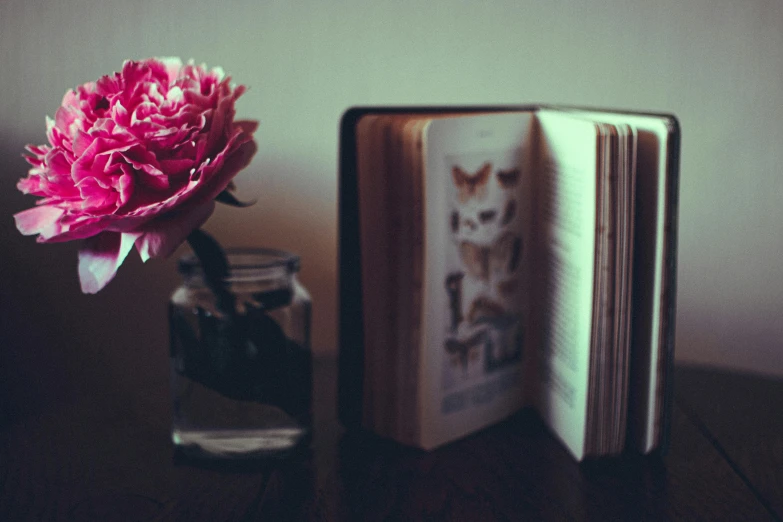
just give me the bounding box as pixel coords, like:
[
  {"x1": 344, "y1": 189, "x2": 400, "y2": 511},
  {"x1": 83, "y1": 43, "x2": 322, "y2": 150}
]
[
  {"x1": 419, "y1": 112, "x2": 534, "y2": 450},
  {"x1": 395, "y1": 117, "x2": 430, "y2": 444},
  {"x1": 623, "y1": 118, "x2": 672, "y2": 453},
  {"x1": 355, "y1": 114, "x2": 386, "y2": 433},
  {"x1": 534, "y1": 110, "x2": 600, "y2": 461},
  {"x1": 566, "y1": 110, "x2": 674, "y2": 453}
]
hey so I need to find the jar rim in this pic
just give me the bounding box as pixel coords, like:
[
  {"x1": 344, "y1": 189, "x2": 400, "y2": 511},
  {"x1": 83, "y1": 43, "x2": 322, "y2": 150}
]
[{"x1": 178, "y1": 247, "x2": 300, "y2": 275}]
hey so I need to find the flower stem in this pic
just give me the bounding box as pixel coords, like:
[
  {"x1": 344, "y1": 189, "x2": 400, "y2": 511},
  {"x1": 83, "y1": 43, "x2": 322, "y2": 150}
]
[{"x1": 186, "y1": 229, "x2": 236, "y2": 318}]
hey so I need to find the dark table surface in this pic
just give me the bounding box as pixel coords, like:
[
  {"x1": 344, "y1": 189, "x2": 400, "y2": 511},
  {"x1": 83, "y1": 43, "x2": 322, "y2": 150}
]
[{"x1": 2, "y1": 354, "x2": 782, "y2": 521}]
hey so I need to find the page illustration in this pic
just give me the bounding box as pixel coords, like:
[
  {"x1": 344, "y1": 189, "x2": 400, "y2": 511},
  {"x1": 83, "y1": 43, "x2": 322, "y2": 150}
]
[{"x1": 440, "y1": 148, "x2": 529, "y2": 405}]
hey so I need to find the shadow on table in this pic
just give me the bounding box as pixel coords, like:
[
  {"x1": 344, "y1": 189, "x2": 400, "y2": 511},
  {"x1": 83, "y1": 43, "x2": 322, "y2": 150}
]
[{"x1": 331, "y1": 410, "x2": 669, "y2": 521}]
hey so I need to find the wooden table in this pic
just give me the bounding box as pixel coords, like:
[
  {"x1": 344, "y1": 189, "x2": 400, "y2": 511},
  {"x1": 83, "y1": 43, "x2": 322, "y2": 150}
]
[{"x1": 1, "y1": 354, "x2": 782, "y2": 521}]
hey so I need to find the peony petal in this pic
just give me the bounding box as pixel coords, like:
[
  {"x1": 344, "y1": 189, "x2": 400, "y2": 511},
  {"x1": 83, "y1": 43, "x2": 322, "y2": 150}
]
[
  {"x1": 25, "y1": 144, "x2": 50, "y2": 158},
  {"x1": 129, "y1": 130, "x2": 257, "y2": 219},
  {"x1": 43, "y1": 215, "x2": 120, "y2": 243},
  {"x1": 78, "y1": 231, "x2": 140, "y2": 293},
  {"x1": 72, "y1": 129, "x2": 93, "y2": 157},
  {"x1": 44, "y1": 148, "x2": 72, "y2": 178},
  {"x1": 96, "y1": 72, "x2": 122, "y2": 98},
  {"x1": 54, "y1": 104, "x2": 78, "y2": 134},
  {"x1": 157, "y1": 56, "x2": 183, "y2": 85},
  {"x1": 17, "y1": 175, "x2": 43, "y2": 196},
  {"x1": 135, "y1": 200, "x2": 215, "y2": 262},
  {"x1": 234, "y1": 120, "x2": 259, "y2": 135},
  {"x1": 194, "y1": 135, "x2": 258, "y2": 203},
  {"x1": 116, "y1": 171, "x2": 134, "y2": 207},
  {"x1": 159, "y1": 157, "x2": 194, "y2": 175},
  {"x1": 205, "y1": 97, "x2": 229, "y2": 155},
  {"x1": 14, "y1": 205, "x2": 65, "y2": 238}
]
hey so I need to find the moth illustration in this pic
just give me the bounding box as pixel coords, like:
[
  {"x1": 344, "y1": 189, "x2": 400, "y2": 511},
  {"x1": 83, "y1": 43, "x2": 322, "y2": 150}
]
[
  {"x1": 497, "y1": 278, "x2": 519, "y2": 299},
  {"x1": 484, "y1": 318, "x2": 524, "y2": 372},
  {"x1": 459, "y1": 241, "x2": 490, "y2": 280},
  {"x1": 478, "y1": 209, "x2": 497, "y2": 224},
  {"x1": 445, "y1": 272, "x2": 464, "y2": 332},
  {"x1": 452, "y1": 162, "x2": 492, "y2": 203},
  {"x1": 496, "y1": 167, "x2": 520, "y2": 189},
  {"x1": 468, "y1": 296, "x2": 507, "y2": 325},
  {"x1": 445, "y1": 330, "x2": 486, "y2": 376},
  {"x1": 490, "y1": 231, "x2": 522, "y2": 274},
  {"x1": 501, "y1": 199, "x2": 516, "y2": 226},
  {"x1": 450, "y1": 211, "x2": 460, "y2": 233},
  {"x1": 459, "y1": 232, "x2": 523, "y2": 281}
]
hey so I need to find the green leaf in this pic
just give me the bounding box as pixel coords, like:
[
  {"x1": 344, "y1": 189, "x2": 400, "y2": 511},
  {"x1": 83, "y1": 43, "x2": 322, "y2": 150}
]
[
  {"x1": 215, "y1": 190, "x2": 255, "y2": 207},
  {"x1": 170, "y1": 305, "x2": 310, "y2": 415},
  {"x1": 186, "y1": 229, "x2": 235, "y2": 317}
]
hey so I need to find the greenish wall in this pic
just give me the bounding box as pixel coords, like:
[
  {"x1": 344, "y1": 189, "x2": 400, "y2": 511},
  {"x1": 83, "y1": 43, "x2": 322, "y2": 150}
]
[{"x1": 1, "y1": 0, "x2": 781, "y2": 376}]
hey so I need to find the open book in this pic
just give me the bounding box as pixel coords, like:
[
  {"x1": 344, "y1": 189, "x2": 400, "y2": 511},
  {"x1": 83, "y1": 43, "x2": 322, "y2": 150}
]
[{"x1": 337, "y1": 106, "x2": 680, "y2": 461}]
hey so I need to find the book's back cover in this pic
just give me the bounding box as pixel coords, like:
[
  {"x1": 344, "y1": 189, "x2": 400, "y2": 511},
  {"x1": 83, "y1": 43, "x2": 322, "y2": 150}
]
[
  {"x1": 337, "y1": 107, "x2": 366, "y2": 427},
  {"x1": 659, "y1": 115, "x2": 680, "y2": 455}
]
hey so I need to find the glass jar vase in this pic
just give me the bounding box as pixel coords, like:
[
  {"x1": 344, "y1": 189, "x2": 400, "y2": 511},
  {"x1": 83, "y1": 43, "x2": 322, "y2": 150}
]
[{"x1": 169, "y1": 248, "x2": 312, "y2": 459}]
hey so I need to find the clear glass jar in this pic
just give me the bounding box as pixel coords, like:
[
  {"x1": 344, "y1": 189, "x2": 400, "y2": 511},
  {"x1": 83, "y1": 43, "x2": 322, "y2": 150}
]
[{"x1": 169, "y1": 248, "x2": 312, "y2": 459}]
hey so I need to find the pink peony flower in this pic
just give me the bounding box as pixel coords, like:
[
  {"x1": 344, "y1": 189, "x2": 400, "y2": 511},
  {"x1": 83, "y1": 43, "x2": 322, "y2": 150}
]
[{"x1": 14, "y1": 57, "x2": 258, "y2": 293}]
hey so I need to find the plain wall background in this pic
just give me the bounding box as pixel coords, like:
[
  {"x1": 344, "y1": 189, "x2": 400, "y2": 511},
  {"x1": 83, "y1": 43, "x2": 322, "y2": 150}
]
[{"x1": 1, "y1": 0, "x2": 782, "y2": 393}]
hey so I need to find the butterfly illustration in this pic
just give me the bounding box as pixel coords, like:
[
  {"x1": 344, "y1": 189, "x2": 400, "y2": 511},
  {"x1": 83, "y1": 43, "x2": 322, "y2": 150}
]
[
  {"x1": 452, "y1": 162, "x2": 492, "y2": 203},
  {"x1": 459, "y1": 232, "x2": 523, "y2": 281},
  {"x1": 445, "y1": 330, "x2": 486, "y2": 376},
  {"x1": 453, "y1": 208, "x2": 497, "y2": 235}
]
